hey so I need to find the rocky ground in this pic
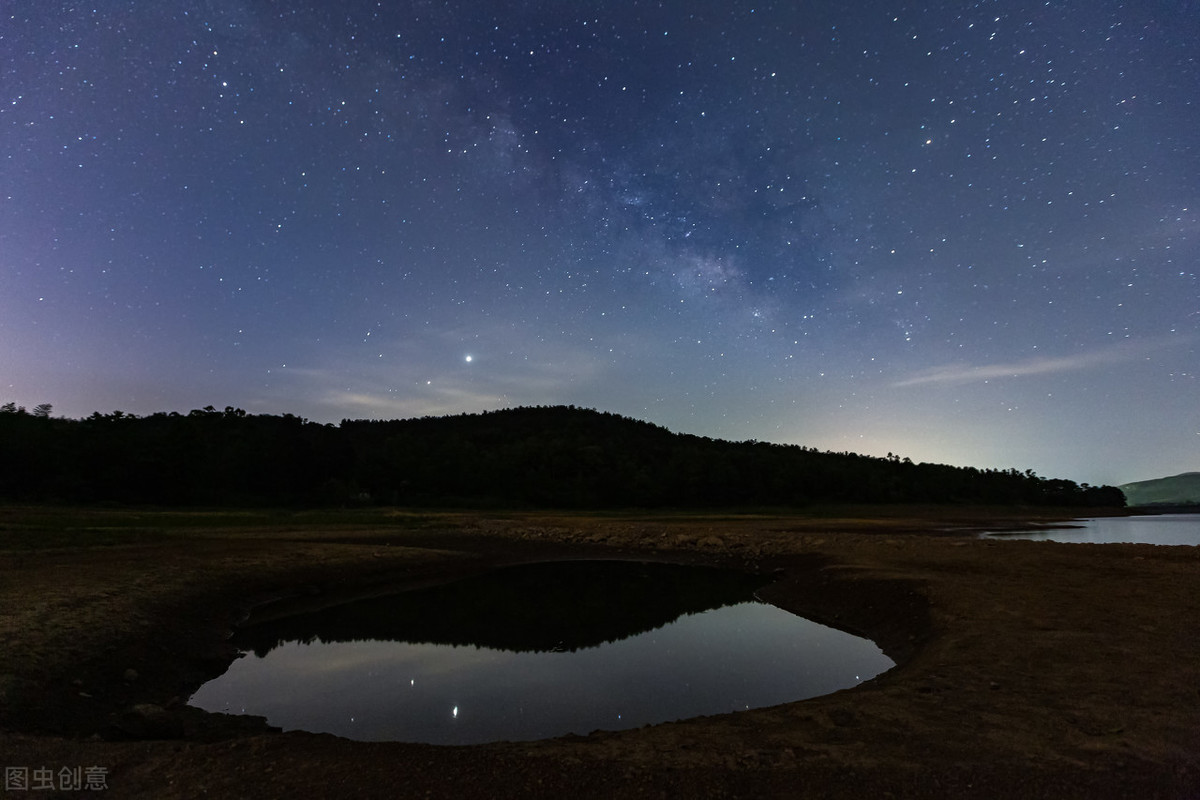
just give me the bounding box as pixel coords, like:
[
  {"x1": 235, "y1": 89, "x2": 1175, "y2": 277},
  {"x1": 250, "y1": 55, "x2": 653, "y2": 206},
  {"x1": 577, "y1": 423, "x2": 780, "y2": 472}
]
[{"x1": 1, "y1": 506, "x2": 1198, "y2": 798}]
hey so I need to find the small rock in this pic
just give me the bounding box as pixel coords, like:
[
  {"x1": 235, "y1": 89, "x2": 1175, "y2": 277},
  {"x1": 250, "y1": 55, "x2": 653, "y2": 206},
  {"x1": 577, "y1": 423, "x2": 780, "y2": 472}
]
[
  {"x1": 113, "y1": 703, "x2": 185, "y2": 739},
  {"x1": 829, "y1": 708, "x2": 859, "y2": 727},
  {"x1": 0, "y1": 674, "x2": 36, "y2": 704},
  {"x1": 123, "y1": 668, "x2": 139, "y2": 683}
]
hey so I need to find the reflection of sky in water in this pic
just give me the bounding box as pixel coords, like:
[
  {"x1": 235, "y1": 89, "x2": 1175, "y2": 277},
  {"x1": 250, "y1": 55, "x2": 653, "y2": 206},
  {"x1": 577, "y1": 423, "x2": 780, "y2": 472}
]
[
  {"x1": 984, "y1": 515, "x2": 1200, "y2": 546},
  {"x1": 190, "y1": 602, "x2": 893, "y2": 745}
]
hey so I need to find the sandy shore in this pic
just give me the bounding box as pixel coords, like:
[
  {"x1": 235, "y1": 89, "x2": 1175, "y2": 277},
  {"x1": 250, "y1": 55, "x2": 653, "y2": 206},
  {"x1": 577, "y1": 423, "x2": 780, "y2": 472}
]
[{"x1": 1, "y1": 507, "x2": 1198, "y2": 798}]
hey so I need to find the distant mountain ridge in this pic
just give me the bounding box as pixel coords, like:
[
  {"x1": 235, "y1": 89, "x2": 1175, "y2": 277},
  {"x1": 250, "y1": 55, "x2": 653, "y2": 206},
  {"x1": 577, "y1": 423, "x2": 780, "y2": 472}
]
[{"x1": 1119, "y1": 472, "x2": 1200, "y2": 507}]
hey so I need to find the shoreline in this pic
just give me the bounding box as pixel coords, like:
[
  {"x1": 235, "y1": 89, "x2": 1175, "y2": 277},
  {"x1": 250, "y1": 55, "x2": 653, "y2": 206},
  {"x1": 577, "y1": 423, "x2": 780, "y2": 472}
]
[{"x1": 2, "y1": 506, "x2": 1196, "y2": 798}]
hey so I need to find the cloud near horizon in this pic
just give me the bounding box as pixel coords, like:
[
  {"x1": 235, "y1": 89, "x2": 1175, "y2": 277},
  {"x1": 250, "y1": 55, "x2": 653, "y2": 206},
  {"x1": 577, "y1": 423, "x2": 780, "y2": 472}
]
[{"x1": 892, "y1": 341, "x2": 1170, "y2": 388}]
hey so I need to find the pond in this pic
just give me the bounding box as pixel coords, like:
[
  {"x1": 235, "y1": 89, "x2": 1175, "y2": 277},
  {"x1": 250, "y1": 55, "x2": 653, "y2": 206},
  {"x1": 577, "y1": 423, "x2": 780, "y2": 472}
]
[
  {"x1": 188, "y1": 560, "x2": 894, "y2": 745},
  {"x1": 982, "y1": 513, "x2": 1200, "y2": 545}
]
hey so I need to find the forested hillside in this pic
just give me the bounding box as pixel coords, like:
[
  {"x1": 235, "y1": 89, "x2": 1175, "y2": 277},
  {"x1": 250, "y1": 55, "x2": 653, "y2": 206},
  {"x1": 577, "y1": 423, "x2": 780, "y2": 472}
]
[
  {"x1": 0, "y1": 403, "x2": 1125, "y2": 508},
  {"x1": 1119, "y1": 472, "x2": 1200, "y2": 507}
]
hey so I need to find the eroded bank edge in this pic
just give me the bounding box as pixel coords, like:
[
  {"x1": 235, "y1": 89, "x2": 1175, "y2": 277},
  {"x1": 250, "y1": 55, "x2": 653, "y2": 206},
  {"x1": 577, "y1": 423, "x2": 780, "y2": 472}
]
[{"x1": 3, "y1": 536, "x2": 932, "y2": 743}]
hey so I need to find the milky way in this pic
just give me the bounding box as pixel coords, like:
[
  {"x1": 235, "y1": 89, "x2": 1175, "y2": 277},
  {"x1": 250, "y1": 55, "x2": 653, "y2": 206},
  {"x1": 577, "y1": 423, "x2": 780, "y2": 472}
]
[{"x1": 2, "y1": 1, "x2": 1197, "y2": 485}]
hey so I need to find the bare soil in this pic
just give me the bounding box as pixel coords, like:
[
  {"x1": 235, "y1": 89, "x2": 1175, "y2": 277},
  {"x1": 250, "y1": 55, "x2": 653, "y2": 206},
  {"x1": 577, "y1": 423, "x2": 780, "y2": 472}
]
[{"x1": 1, "y1": 506, "x2": 1198, "y2": 798}]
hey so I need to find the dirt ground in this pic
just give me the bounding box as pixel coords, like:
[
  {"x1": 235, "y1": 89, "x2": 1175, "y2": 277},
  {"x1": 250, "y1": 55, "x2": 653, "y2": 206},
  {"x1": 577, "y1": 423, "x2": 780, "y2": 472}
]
[{"x1": 1, "y1": 506, "x2": 1198, "y2": 798}]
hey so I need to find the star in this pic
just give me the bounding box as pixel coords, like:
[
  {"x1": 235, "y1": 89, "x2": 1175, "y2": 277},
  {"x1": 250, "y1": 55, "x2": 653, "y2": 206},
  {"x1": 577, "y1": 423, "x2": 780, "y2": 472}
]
[{"x1": 0, "y1": 0, "x2": 1194, "y2": 486}]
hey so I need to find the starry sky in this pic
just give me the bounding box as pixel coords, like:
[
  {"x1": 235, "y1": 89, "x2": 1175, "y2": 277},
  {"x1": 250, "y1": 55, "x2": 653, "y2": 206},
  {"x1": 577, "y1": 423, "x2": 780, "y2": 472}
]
[{"x1": 2, "y1": 1, "x2": 1197, "y2": 487}]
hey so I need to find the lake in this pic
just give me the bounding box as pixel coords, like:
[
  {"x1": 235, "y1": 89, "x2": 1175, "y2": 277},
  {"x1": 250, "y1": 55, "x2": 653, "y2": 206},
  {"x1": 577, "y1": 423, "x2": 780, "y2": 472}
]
[
  {"x1": 188, "y1": 560, "x2": 894, "y2": 745},
  {"x1": 982, "y1": 513, "x2": 1200, "y2": 545}
]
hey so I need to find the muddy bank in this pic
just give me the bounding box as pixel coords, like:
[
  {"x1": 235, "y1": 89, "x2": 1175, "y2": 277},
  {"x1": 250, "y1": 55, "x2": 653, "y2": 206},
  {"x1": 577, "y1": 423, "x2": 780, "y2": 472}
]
[{"x1": 1, "y1": 508, "x2": 1198, "y2": 798}]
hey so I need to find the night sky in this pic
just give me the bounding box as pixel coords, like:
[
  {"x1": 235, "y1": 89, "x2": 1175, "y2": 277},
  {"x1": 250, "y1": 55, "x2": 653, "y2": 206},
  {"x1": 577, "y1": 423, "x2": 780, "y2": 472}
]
[{"x1": 3, "y1": 1, "x2": 1197, "y2": 486}]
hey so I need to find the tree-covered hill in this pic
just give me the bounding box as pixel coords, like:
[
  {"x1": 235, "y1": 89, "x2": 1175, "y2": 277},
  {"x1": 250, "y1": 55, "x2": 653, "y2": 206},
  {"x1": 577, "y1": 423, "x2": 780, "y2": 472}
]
[
  {"x1": 0, "y1": 403, "x2": 1125, "y2": 509},
  {"x1": 1119, "y1": 472, "x2": 1200, "y2": 507}
]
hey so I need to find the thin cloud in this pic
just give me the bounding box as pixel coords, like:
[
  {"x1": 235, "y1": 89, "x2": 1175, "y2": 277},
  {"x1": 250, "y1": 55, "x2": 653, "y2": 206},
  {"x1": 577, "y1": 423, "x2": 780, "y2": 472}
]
[
  {"x1": 893, "y1": 341, "x2": 1168, "y2": 387},
  {"x1": 322, "y1": 388, "x2": 510, "y2": 420},
  {"x1": 269, "y1": 327, "x2": 614, "y2": 422}
]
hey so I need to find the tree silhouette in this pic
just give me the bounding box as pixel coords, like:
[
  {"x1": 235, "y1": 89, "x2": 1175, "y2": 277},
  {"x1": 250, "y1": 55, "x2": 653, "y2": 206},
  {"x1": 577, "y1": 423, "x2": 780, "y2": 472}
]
[{"x1": 0, "y1": 402, "x2": 1126, "y2": 509}]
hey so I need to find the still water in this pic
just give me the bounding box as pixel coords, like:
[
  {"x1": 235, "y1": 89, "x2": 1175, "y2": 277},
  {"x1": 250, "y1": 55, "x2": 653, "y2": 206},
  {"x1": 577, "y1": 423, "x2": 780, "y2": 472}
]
[
  {"x1": 189, "y1": 561, "x2": 894, "y2": 745},
  {"x1": 984, "y1": 514, "x2": 1200, "y2": 545}
]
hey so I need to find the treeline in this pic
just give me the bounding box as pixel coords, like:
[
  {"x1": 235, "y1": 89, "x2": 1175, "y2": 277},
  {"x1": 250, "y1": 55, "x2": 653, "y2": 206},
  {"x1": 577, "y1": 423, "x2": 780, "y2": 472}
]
[
  {"x1": 238, "y1": 562, "x2": 765, "y2": 656},
  {"x1": 0, "y1": 402, "x2": 1126, "y2": 508}
]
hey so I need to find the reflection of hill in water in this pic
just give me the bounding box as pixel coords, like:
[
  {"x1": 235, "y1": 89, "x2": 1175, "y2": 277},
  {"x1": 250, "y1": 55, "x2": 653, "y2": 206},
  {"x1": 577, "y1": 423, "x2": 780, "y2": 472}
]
[{"x1": 237, "y1": 561, "x2": 768, "y2": 657}]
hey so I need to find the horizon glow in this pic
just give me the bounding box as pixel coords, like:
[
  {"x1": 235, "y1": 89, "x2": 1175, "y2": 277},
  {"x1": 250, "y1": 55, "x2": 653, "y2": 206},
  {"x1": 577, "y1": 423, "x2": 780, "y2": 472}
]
[{"x1": 2, "y1": 1, "x2": 1197, "y2": 486}]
